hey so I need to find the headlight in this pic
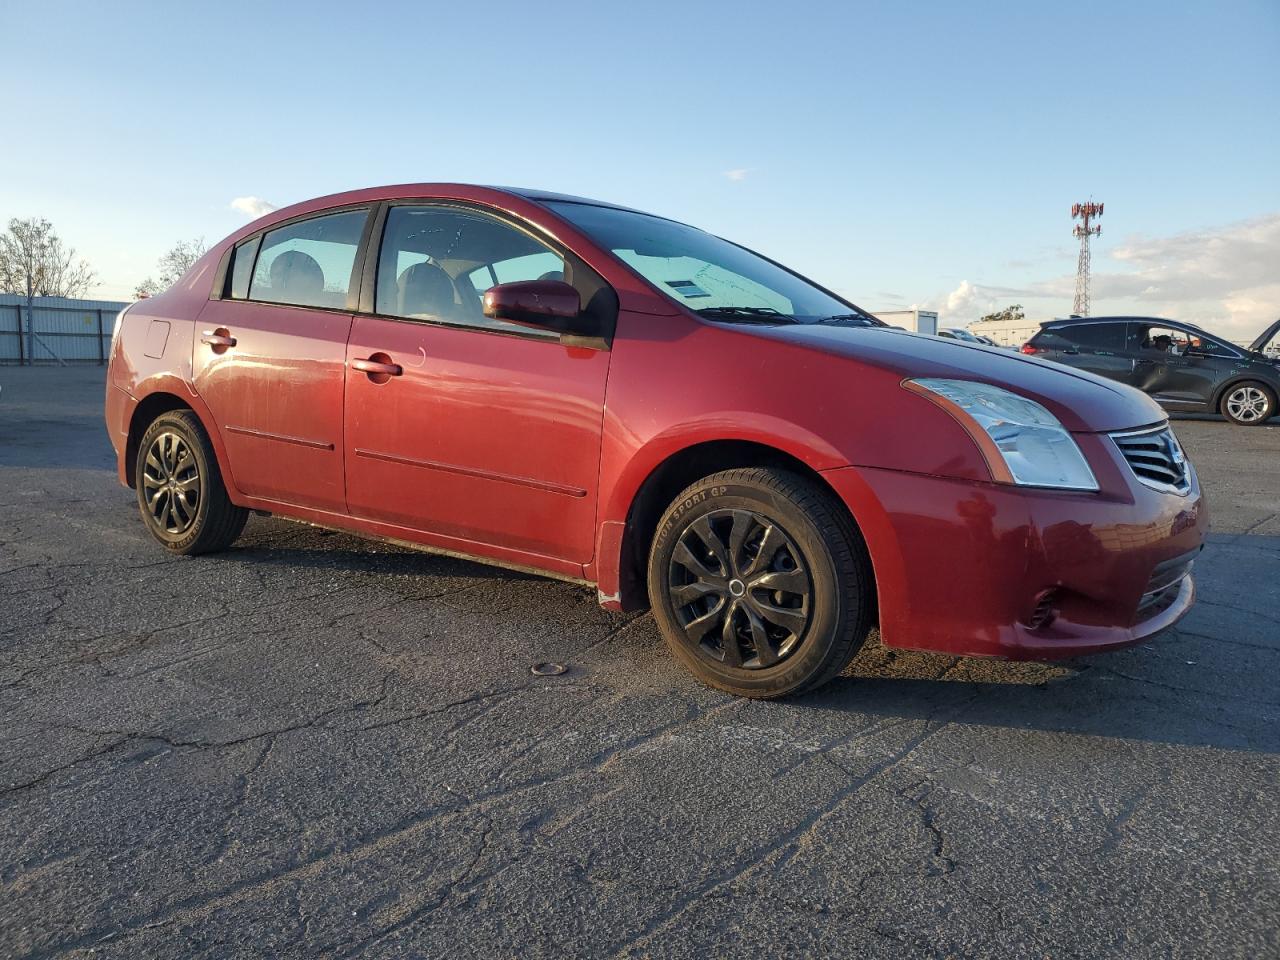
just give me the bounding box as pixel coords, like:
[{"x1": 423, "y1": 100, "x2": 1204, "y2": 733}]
[{"x1": 903, "y1": 378, "x2": 1099, "y2": 491}]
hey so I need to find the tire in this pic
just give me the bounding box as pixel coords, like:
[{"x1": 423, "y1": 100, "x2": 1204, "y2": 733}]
[
  {"x1": 134, "y1": 410, "x2": 248, "y2": 555},
  {"x1": 646, "y1": 467, "x2": 873, "y2": 699},
  {"x1": 1219, "y1": 381, "x2": 1276, "y2": 426}
]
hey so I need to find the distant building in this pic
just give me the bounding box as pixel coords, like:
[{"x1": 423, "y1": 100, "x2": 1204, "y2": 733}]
[
  {"x1": 869, "y1": 309, "x2": 938, "y2": 335},
  {"x1": 968, "y1": 315, "x2": 1041, "y2": 347}
]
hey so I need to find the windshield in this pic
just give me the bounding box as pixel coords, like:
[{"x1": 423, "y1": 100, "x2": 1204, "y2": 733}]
[{"x1": 546, "y1": 201, "x2": 879, "y2": 325}]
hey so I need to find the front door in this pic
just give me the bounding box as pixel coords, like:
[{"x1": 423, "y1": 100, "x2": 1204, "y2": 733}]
[
  {"x1": 193, "y1": 207, "x2": 370, "y2": 512},
  {"x1": 1130, "y1": 323, "x2": 1228, "y2": 405},
  {"x1": 343, "y1": 204, "x2": 611, "y2": 566}
]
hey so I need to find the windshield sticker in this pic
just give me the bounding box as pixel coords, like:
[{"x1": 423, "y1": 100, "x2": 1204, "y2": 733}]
[{"x1": 666, "y1": 280, "x2": 711, "y2": 299}]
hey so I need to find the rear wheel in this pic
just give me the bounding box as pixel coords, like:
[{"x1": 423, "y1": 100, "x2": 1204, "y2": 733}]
[
  {"x1": 135, "y1": 410, "x2": 247, "y2": 554},
  {"x1": 1220, "y1": 382, "x2": 1275, "y2": 425},
  {"x1": 647, "y1": 467, "x2": 873, "y2": 699}
]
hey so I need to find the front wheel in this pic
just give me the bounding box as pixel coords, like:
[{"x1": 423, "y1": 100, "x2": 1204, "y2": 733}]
[
  {"x1": 647, "y1": 467, "x2": 874, "y2": 699},
  {"x1": 135, "y1": 410, "x2": 248, "y2": 554},
  {"x1": 1220, "y1": 382, "x2": 1276, "y2": 426}
]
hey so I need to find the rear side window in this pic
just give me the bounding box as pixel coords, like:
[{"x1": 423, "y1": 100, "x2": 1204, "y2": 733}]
[
  {"x1": 247, "y1": 209, "x2": 368, "y2": 308},
  {"x1": 1035, "y1": 323, "x2": 1127, "y2": 351}
]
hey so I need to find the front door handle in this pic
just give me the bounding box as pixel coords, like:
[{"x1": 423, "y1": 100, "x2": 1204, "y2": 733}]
[
  {"x1": 200, "y1": 330, "x2": 236, "y2": 348},
  {"x1": 351, "y1": 357, "x2": 403, "y2": 377}
]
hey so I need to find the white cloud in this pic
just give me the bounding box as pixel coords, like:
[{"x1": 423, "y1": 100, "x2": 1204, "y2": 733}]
[
  {"x1": 921, "y1": 213, "x2": 1280, "y2": 342},
  {"x1": 921, "y1": 280, "x2": 1012, "y2": 322},
  {"x1": 230, "y1": 196, "x2": 278, "y2": 219},
  {"x1": 722, "y1": 168, "x2": 749, "y2": 182}
]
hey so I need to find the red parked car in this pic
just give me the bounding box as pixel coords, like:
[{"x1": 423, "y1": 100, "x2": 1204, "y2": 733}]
[{"x1": 105, "y1": 185, "x2": 1206, "y2": 697}]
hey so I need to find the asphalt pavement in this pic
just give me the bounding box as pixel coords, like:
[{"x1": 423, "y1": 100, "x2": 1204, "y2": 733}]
[{"x1": 1, "y1": 366, "x2": 1277, "y2": 959}]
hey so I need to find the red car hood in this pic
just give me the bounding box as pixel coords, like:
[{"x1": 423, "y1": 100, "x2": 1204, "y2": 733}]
[{"x1": 755, "y1": 324, "x2": 1167, "y2": 433}]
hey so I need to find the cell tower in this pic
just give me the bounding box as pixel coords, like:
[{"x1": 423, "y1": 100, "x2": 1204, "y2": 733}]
[{"x1": 1071, "y1": 201, "x2": 1103, "y2": 316}]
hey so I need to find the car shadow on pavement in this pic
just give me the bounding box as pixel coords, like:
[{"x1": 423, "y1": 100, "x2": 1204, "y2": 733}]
[
  {"x1": 791, "y1": 533, "x2": 1280, "y2": 756},
  {"x1": 210, "y1": 520, "x2": 536, "y2": 584},
  {"x1": 798, "y1": 634, "x2": 1277, "y2": 756}
]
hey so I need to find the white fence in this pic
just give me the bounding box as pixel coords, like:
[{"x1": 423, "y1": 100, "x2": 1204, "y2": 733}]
[{"x1": 0, "y1": 295, "x2": 130, "y2": 365}]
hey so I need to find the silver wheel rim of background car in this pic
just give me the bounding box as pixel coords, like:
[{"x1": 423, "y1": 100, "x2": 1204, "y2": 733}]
[
  {"x1": 1226, "y1": 386, "x2": 1269, "y2": 422},
  {"x1": 668, "y1": 508, "x2": 813, "y2": 670},
  {"x1": 141, "y1": 432, "x2": 201, "y2": 535}
]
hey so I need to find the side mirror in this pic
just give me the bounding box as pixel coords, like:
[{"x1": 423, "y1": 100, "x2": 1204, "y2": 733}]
[{"x1": 482, "y1": 280, "x2": 588, "y2": 335}]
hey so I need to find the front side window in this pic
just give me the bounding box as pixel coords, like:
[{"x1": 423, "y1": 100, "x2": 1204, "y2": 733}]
[
  {"x1": 375, "y1": 206, "x2": 565, "y2": 331},
  {"x1": 1183, "y1": 332, "x2": 1237, "y2": 357},
  {"x1": 546, "y1": 201, "x2": 877, "y2": 325},
  {"x1": 1137, "y1": 325, "x2": 1236, "y2": 357},
  {"x1": 247, "y1": 209, "x2": 368, "y2": 308}
]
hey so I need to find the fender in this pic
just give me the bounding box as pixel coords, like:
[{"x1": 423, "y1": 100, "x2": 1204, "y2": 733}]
[
  {"x1": 590, "y1": 414, "x2": 855, "y2": 610},
  {"x1": 598, "y1": 412, "x2": 851, "y2": 528},
  {"x1": 1210, "y1": 373, "x2": 1277, "y2": 409},
  {"x1": 124, "y1": 373, "x2": 245, "y2": 502}
]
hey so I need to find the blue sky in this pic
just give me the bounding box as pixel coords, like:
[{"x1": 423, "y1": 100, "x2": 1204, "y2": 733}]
[{"x1": 4, "y1": 0, "x2": 1278, "y2": 338}]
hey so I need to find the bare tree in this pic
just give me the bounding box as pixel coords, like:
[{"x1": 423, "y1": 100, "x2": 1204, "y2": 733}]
[
  {"x1": 0, "y1": 218, "x2": 97, "y2": 363},
  {"x1": 136, "y1": 238, "x2": 207, "y2": 298}
]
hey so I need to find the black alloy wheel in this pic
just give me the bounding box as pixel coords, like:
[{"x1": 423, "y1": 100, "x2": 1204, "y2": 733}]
[
  {"x1": 647, "y1": 467, "x2": 873, "y2": 699},
  {"x1": 669, "y1": 508, "x2": 812, "y2": 669},
  {"x1": 134, "y1": 410, "x2": 248, "y2": 554}
]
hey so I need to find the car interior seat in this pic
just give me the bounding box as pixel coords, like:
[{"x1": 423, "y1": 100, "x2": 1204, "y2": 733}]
[
  {"x1": 269, "y1": 251, "x2": 325, "y2": 304},
  {"x1": 398, "y1": 261, "x2": 458, "y2": 319}
]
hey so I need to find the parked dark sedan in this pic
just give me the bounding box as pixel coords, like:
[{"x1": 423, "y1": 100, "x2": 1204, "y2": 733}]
[{"x1": 1023, "y1": 316, "x2": 1280, "y2": 425}]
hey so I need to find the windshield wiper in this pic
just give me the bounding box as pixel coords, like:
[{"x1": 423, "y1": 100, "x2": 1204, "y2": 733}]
[
  {"x1": 813, "y1": 313, "x2": 884, "y2": 327},
  {"x1": 694, "y1": 306, "x2": 799, "y2": 324}
]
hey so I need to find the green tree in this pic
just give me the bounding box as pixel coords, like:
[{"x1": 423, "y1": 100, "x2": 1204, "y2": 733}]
[{"x1": 977, "y1": 304, "x2": 1026, "y2": 325}]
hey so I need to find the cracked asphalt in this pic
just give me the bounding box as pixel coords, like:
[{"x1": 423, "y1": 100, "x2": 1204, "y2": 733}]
[{"x1": 2, "y1": 366, "x2": 1278, "y2": 959}]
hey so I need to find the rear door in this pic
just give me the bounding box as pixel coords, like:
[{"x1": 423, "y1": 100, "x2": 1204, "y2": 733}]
[
  {"x1": 342, "y1": 203, "x2": 613, "y2": 566},
  {"x1": 194, "y1": 207, "x2": 371, "y2": 512},
  {"x1": 1033, "y1": 322, "x2": 1134, "y2": 382}
]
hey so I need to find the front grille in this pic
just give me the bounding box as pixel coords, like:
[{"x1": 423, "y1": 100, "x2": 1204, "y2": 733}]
[{"x1": 1110, "y1": 425, "x2": 1191, "y2": 494}]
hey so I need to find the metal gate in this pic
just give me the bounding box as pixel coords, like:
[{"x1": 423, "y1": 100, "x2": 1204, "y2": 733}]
[{"x1": 0, "y1": 295, "x2": 130, "y2": 365}]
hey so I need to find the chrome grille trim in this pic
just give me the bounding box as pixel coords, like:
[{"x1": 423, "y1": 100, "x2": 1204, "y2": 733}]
[{"x1": 1110, "y1": 425, "x2": 1191, "y2": 495}]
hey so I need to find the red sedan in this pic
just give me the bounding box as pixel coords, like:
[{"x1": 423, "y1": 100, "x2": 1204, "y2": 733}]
[{"x1": 105, "y1": 185, "x2": 1206, "y2": 697}]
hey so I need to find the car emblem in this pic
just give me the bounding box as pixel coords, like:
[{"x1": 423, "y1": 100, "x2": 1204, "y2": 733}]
[{"x1": 1166, "y1": 432, "x2": 1185, "y2": 466}]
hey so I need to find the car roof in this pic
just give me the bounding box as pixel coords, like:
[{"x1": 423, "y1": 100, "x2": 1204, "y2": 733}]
[
  {"x1": 495, "y1": 186, "x2": 629, "y2": 210},
  {"x1": 1040, "y1": 316, "x2": 1220, "y2": 337},
  {"x1": 1042, "y1": 316, "x2": 1172, "y2": 326},
  {"x1": 492, "y1": 186, "x2": 672, "y2": 219}
]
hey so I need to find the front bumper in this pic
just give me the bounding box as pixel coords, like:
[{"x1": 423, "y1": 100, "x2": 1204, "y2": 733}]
[{"x1": 823, "y1": 431, "x2": 1207, "y2": 660}]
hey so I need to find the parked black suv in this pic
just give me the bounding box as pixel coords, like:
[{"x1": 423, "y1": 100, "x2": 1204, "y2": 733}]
[{"x1": 1023, "y1": 316, "x2": 1280, "y2": 425}]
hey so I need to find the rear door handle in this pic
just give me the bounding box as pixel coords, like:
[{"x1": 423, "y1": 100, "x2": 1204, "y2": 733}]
[
  {"x1": 200, "y1": 330, "x2": 237, "y2": 347},
  {"x1": 351, "y1": 357, "x2": 403, "y2": 376}
]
